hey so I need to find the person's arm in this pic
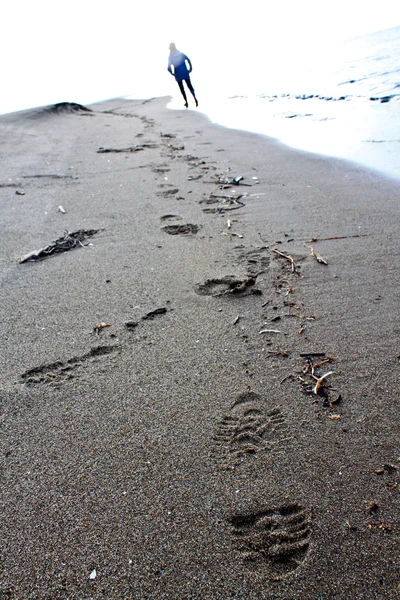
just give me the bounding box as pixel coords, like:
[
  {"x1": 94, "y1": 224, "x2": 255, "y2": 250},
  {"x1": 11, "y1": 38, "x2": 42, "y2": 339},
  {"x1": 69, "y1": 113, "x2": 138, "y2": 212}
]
[
  {"x1": 184, "y1": 55, "x2": 192, "y2": 73},
  {"x1": 168, "y1": 59, "x2": 174, "y2": 76}
]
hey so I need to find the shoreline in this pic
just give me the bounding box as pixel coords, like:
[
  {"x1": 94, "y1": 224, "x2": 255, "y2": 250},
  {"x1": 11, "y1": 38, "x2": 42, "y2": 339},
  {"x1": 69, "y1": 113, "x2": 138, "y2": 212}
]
[
  {"x1": 3, "y1": 90, "x2": 400, "y2": 184},
  {"x1": 166, "y1": 94, "x2": 400, "y2": 183},
  {"x1": 1, "y1": 96, "x2": 399, "y2": 598}
]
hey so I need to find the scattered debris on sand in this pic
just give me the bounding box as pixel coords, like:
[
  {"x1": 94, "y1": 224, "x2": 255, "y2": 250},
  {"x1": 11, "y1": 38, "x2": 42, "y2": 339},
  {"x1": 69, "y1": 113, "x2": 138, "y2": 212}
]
[
  {"x1": 212, "y1": 174, "x2": 252, "y2": 187},
  {"x1": 19, "y1": 229, "x2": 99, "y2": 263},
  {"x1": 281, "y1": 354, "x2": 341, "y2": 412},
  {"x1": 202, "y1": 193, "x2": 246, "y2": 213}
]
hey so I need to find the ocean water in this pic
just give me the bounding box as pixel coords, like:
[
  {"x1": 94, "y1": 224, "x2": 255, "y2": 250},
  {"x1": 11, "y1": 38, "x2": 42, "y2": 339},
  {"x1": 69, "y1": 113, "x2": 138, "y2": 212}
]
[{"x1": 168, "y1": 26, "x2": 400, "y2": 181}]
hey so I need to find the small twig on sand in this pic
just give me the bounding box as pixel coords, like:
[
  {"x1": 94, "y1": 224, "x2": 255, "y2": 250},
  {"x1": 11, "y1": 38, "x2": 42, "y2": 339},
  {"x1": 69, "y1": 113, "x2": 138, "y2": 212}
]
[
  {"x1": 259, "y1": 329, "x2": 282, "y2": 335},
  {"x1": 311, "y1": 358, "x2": 335, "y2": 375},
  {"x1": 280, "y1": 374, "x2": 296, "y2": 384},
  {"x1": 302, "y1": 356, "x2": 336, "y2": 376},
  {"x1": 304, "y1": 243, "x2": 328, "y2": 265},
  {"x1": 210, "y1": 193, "x2": 244, "y2": 201},
  {"x1": 272, "y1": 248, "x2": 297, "y2": 273},
  {"x1": 312, "y1": 371, "x2": 334, "y2": 395},
  {"x1": 266, "y1": 350, "x2": 290, "y2": 358},
  {"x1": 307, "y1": 234, "x2": 368, "y2": 243},
  {"x1": 222, "y1": 231, "x2": 243, "y2": 238},
  {"x1": 93, "y1": 322, "x2": 111, "y2": 336},
  {"x1": 368, "y1": 521, "x2": 393, "y2": 531}
]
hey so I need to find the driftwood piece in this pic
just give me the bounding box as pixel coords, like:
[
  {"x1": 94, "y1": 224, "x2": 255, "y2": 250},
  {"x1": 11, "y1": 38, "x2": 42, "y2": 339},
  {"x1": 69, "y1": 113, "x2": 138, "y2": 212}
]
[
  {"x1": 272, "y1": 248, "x2": 297, "y2": 273},
  {"x1": 312, "y1": 371, "x2": 334, "y2": 395},
  {"x1": 259, "y1": 329, "x2": 282, "y2": 335},
  {"x1": 19, "y1": 229, "x2": 98, "y2": 263},
  {"x1": 307, "y1": 234, "x2": 368, "y2": 242},
  {"x1": 304, "y1": 243, "x2": 328, "y2": 265},
  {"x1": 222, "y1": 231, "x2": 243, "y2": 239}
]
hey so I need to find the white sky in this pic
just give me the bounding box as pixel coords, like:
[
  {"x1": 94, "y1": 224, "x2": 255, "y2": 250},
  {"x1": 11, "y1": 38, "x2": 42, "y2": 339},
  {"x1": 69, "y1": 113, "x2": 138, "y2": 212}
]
[{"x1": 1, "y1": 0, "x2": 400, "y2": 114}]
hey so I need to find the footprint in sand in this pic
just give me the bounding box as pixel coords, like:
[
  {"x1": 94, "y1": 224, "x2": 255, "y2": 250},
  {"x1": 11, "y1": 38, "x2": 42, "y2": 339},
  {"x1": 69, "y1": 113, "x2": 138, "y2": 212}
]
[
  {"x1": 160, "y1": 214, "x2": 182, "y2": 222},
  {"x1": 162, "y1": 224, "x2": 200, "y2": 236},
  {"x1": 152, "y1": 167, "x2": 171, "y2": 174},
  {"x1": 157, "y1": 188, "x2": 180, "y2": 197},
  {"x1": 212, "y1": 391, "x2": 311, "y2": 579},
  {"x1": 212, "y1": 392, "x2": 291, "y2": 468},
  {"x1": 20, "y1": 345, "x2": 118, "y2": 387},
  {"x1": 229, "y1": 503, "x2": 311, "y2": 579},
  {"x1": 194, "y1": 275, "x2": 258, "y2": 297}
]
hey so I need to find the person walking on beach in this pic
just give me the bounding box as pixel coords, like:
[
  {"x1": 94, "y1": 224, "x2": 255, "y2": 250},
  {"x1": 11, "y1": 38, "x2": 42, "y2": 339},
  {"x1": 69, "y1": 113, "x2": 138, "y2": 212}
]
[{"x1": 168, "y1": 43, "x2": 198, "y2": 108}]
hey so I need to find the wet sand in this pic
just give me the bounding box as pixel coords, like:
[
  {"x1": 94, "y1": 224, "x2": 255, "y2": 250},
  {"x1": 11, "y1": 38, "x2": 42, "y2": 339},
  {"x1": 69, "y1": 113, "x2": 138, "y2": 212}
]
[{"x1": 1, "y1": 97, "x2": 399, "y2": 599}]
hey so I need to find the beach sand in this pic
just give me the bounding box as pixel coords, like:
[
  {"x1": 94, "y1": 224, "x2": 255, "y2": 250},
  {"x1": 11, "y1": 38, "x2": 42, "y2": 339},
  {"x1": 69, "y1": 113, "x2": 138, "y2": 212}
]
[{"x1": 1, "y1": 97, "x2": 399, "y2": 599}]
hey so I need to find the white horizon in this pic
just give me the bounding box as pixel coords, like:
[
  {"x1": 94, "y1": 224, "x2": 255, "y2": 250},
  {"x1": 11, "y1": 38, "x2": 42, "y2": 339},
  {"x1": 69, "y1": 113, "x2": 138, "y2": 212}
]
[{"x1": 1, "y1": 0, "x2": 400, "y2": 115}]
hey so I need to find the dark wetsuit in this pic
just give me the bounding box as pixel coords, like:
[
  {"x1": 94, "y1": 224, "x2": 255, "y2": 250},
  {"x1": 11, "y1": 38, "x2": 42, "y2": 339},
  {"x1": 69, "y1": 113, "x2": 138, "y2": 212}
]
[{"x1": 168, "y1": 50, "x2": 198, "y2": 107}]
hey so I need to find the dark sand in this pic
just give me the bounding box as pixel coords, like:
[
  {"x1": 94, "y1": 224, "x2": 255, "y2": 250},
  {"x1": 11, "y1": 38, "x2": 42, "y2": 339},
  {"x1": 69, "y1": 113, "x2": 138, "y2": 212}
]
[{"x1": 1, "y1": 97, "x2": 399, "y2": 599}]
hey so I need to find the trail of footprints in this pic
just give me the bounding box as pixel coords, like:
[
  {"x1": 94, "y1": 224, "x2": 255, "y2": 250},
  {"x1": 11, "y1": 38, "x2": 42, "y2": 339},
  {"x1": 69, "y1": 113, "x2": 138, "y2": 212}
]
[
  {"x1": 18, "y1": 117, "x2": 312, "y2": 583},
  {"x1": 213, "y1": 392, "x2": 311, "y2": 579},
  {"x1": 154, "y1": 128, "x2": 313, "y2": 579}
]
